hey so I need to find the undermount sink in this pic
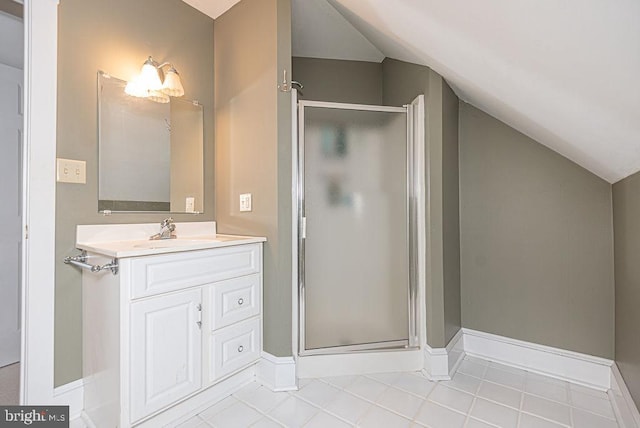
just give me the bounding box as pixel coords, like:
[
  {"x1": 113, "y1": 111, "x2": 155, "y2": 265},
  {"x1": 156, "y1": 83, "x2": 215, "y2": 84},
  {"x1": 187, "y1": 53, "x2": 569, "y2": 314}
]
[{"x1": 133, "y1": 238, "x2": 221, "y2": 249}]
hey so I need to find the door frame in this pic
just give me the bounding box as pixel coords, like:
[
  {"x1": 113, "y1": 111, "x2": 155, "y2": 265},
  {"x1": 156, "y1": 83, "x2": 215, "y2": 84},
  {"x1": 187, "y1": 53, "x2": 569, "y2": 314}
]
[
  {"x1": 20, "y1": 0, "x2": 63, "y2": 408},
  {"x1": 292, "y1": 97, "x2": 426, "y2": 357}
]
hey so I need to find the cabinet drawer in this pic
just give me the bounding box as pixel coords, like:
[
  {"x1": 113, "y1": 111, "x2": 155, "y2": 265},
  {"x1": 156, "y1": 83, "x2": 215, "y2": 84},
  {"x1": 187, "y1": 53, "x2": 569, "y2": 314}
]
[
  {"x1": 209, "y1": 274, "x2": 261, "y2": 330},
  {"x1": 209, "y1": 318, "x2": 261, "y2": 382},
  {"x1": 130, "y1": 244, "x2": 261, "y2": 299}
]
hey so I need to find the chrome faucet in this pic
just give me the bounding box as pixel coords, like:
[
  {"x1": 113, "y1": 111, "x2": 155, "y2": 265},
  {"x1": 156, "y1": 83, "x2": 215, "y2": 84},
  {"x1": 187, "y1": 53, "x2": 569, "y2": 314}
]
[{"x1": 149, "y1": 217, "x2": 177, "y2": 240}]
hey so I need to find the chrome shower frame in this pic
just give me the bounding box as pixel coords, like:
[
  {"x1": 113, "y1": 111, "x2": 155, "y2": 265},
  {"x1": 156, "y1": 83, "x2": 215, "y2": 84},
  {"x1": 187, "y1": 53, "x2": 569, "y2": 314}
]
[{"x1": 294, "y1": 98, "x2": 425, "y2": 357}]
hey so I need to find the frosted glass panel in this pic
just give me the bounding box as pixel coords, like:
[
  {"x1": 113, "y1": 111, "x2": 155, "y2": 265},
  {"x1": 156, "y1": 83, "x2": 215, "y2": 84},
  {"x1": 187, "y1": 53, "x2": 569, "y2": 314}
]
[{"x1": 303, "y1": 107, "x2": 408, "y2": 350}]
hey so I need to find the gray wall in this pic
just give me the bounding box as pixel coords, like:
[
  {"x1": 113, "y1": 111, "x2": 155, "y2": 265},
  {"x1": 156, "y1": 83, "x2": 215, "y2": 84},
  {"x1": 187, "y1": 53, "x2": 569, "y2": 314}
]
[
  {"x1": 459, "y1": 102, "x2": 615, "y2": 359},
  {"x1": 214, "y1": 0, "x2": 293, "y2": 357},
  {"x1": 292, "y1": 57, "x2": 382, "y2": 104},
  {"x1": 441, "y1": 82, "x2": 461, "y2": 345},
  {"x1": 56, "y1": 0, "x2": 214, "y2": 386},
  {"x1": 382, "y1": 58, "x2": 461, "y2": 348},
  {"x1": 289, "y1": 57, "x2": 462, "y2": 349},
  {"x1": 613, "y1": 171, "x2": 640, "y2": 407}
]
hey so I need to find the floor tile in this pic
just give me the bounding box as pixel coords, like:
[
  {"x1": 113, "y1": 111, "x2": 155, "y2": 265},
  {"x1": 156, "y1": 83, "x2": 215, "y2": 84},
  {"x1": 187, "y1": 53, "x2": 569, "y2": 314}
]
[
  {"x1": 413, "y1": 401, "x2": 466, "y2": 428},
  {"x1": 235, "y1": 385, "x2": 289, "y2": 413},
  {"x1": 521, "y1": 394, "x2": 571, "y2": 426},
  {"x1": 358, "y1": 405, "x2": 412, "y2": 428},
  {"x1": 572, "y1": 408, "x2": 619, "y2": 428},
  {"x1": 519, "y1": 413, "x2": 565, "y2": 428},
  {"x1": 176, "y1": 416, "x2": 209, "y2": 428},
  {"x1": 303, "y1": 411, "x2": 352, "y2": 428},
  {"x1": 199, "y1": 396, "x2": 240, "y2": 421},
  {"x1": 249, "y1": 417, "x2": 283, "y2": 428},
  {"x1": 476, "y1": 381, "x2": 522, "y2": 409},
  {"x1": 324, "y1": 391, "x2": 371, "y2": 424},
  {"x1": 427, "y1": 384, "x2": 474, "y2": 414},
  {"x1": 269, "y1": 396, "x2": 319, "y2": 427},
  {"x1": 470, "y1": 398, "x2": 519, "y2": 428},
  {"x1": 375, "y1": 386, "x2": 424, "y2": 419},
  {"x1": 168, "y1": 365, "x2": 623, "y2": 428},
  {"x1": 322, "y1": 375, "x2": 357, "y2": 389},
  {"x1": 343, "y1": 376, "x2": 388, "y2": 402},
  {"x1": 458, "y1": 359, "x2": 487, "y2": 379},
  {"x1": 465, "y1": 418, "x2": 496, "y2": 428},
  {"x1": 391, "y1": 373, "x2": 436, "y2": 397},
  {"x1": 204, "y1": 401, "x2": 263, "y2": 428},
  {"x1": 235, "y1": 381, "x2": 261, "y2": 396},
  {"x1": 440, "y1": 372, "x2": 482, "y2": 395},
  {"x1": 298, "y1": 378, "x2": 313, "y2": 389},
  {"x1": 524, "y1": 376, "x2": 569, "y2": 403},
  {"x1": 484, "y1": 366, "x2": 526, "y2": 390},
  {"x1": 294, "y1": 380, "x2": 341, "y2": 407},
  {"x1": 570, "y1": 388, "x2": 616, "y2": 419},
  {"x1": 365, "y1": 371, "x2": 402, "y2": 385}
]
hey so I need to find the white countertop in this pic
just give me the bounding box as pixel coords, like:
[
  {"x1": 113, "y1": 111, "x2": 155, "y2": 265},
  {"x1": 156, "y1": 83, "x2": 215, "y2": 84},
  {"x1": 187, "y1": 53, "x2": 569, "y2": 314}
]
[
  {"x1": 75, "y1": 222, "x2": 266, "y2": 258},
  {"x1": 77, "y1": 234, "x2": 266, "y2": 258}
]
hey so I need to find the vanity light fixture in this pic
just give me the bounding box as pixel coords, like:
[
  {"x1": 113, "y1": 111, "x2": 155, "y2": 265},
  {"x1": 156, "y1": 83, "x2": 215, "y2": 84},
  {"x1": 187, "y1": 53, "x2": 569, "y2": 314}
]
[{"x1": 125, "y1": 56, "x2": 185, "y2": 103}]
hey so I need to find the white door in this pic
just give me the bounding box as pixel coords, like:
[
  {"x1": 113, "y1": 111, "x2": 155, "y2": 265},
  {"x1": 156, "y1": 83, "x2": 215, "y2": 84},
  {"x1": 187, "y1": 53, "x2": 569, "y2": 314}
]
[
  {"x1": 0, "y1": 62, "x2": 23, "y2": 368},
  {"x1": 130, "y1": 288, "x2": 202, "y2": 422}
]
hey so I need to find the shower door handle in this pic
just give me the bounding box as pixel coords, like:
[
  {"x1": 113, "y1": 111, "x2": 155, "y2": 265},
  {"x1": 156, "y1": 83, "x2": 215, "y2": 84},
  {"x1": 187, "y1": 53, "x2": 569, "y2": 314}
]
[{"x1": 301, "y1": 217, "x2": 307, "y2": 239}]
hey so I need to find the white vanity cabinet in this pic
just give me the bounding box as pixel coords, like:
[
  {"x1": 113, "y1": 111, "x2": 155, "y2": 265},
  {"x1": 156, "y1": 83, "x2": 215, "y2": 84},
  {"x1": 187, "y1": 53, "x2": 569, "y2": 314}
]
[{"x1": 81, "y1": 238, "x2": 264, "y2": 428}]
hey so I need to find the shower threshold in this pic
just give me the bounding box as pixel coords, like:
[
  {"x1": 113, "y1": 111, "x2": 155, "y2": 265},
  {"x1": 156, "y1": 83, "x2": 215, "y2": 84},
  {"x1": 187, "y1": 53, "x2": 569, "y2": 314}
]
[{"x1": 300, "y1": 339, "x2": 418, "y2": 357}]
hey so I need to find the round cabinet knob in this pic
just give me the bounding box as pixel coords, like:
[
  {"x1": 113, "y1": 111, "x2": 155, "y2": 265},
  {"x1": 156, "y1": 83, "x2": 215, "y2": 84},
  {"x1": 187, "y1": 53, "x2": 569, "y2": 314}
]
[
  {"x1": 237, "y1": 298, "x2": 244, "y2": 306},
  {"x1": 238, "y1": 345, "x2": 244, "y2": 353}
]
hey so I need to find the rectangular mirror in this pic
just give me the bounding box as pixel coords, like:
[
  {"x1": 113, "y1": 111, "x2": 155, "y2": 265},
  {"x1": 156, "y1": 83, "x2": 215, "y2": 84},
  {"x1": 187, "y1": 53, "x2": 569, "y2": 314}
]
[{"x1": 97, "y1": 71, "x2": 204, "y2": 213}]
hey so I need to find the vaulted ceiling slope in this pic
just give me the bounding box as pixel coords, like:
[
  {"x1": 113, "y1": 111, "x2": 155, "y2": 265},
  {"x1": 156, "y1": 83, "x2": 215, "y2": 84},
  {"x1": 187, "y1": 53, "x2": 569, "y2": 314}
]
[{"x1": 186, "y1": 0, "x2": 640, "y2": 183}]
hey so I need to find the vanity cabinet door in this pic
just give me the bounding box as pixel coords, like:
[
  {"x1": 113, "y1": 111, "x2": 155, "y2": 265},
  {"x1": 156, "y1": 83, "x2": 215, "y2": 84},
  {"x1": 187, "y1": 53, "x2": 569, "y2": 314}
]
[{"x1": 130, "y1": 288, "x2": 203, "y2": 422}]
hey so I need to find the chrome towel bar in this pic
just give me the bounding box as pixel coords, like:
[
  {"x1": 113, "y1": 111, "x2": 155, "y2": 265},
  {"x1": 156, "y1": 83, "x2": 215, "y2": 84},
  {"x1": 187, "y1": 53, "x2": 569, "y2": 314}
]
[{"x1": 64, "y1": 250, "x2": 119, "y2": 275}]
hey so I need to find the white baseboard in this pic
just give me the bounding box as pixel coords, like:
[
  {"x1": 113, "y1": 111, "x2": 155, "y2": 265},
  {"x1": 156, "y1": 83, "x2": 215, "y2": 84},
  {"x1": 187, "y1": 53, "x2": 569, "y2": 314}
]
[
  {"x1": 89, "y1": 365, "x2": 256, "y2": 428},
  {"x1": 256, "y1": 352, "x2": 298, "y2": 392},
  {"x1": 462, "y1": 328, "x2": 613, "y2": 390},
  {"x1": 297, "y1": 349, "x2": 423, "y2": 379},
  {"x1": 609, "y1": 363, "x2": 640, "y2": 428},
  {"x1": 423, "y1": 329, "x2": 465, "y2": 381},
  {"x1": 53, "y1": 378, "x2": 84, "y2": 420}
]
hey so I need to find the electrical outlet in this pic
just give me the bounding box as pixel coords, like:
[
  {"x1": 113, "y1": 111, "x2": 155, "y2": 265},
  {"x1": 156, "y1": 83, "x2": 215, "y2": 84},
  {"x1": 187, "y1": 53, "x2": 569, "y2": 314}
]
[
  {"x1": 56, "y1": 158, "x2": 86, "y2": 184},
  {"x1": 185, "y1": 197, "x2": 195, "y2": 213},
  {"x1": 239, "y1": 193, "x2": 252, "y2": 212}
]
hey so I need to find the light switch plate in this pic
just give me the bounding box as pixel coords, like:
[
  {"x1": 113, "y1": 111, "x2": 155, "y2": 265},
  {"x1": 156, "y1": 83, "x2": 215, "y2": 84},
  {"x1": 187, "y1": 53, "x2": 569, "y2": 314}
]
[
  {"x1": 56, "y1": 158, "x2": 86, "y2": 184},
  {"x1": 239, "y1": 193, "x2": 252, "y2": 212}
]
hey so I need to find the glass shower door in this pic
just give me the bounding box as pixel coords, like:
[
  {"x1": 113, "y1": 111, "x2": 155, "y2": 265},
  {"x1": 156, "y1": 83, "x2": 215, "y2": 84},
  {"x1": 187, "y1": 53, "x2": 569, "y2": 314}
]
[{"x1": 299, "y1": 102, "x2": 410, "y2": 353}]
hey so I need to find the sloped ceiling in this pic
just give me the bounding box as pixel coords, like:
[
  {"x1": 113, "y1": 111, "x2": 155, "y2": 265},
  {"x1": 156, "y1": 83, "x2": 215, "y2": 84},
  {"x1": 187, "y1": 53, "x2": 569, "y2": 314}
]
[
  {"x1": 327, "y1": 0, "x2": 640, "y2": 183},
  {"x1": 185, "y1": 0, "x2": 640, "y2": 183}
]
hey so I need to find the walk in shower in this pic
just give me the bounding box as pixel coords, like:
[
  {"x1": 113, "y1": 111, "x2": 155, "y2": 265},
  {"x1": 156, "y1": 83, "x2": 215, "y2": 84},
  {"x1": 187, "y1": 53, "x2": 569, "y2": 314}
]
[{"x1": 297, "y1": 97, "x2": 424, "y2": 357}]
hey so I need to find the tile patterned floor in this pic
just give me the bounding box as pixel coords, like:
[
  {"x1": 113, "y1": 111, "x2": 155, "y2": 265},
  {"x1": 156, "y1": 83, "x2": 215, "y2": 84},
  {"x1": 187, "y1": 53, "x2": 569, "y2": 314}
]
[
  {"x1": 0, "y1": 363, "x2": 20, "y2": 405},
  {"x1": 176, "y1": 356, "x2": 621, "y2": 428}
]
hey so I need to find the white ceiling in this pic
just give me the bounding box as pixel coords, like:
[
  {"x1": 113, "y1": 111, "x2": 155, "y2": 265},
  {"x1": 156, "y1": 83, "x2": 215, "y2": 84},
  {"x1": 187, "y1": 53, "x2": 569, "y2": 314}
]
[
  {"x1": 182, "y1": 0, "x2": 240, "y2": 20},
  {"x1": 185, "y1": 0, "x2": 640, "y2": 183}
]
